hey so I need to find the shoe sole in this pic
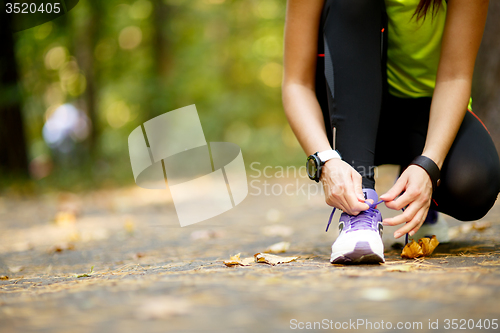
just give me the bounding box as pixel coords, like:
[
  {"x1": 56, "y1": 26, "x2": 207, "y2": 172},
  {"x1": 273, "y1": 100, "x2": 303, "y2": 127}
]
[
  {"x1": 331, "y1": 241, "x2": 385, "y2": 265},
  {"x1": 331, "y1": 252, "x2": 384, "y2": 264}
]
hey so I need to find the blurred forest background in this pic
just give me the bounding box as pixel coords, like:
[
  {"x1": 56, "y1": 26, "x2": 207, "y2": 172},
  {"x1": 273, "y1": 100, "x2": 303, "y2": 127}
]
[{"x1": 0, "y1": 0, "x2": 499, "y2": 194}]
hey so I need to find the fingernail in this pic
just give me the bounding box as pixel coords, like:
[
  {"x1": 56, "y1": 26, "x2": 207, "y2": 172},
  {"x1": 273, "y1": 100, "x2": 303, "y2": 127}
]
[
  {"x1": 409, "y1": 231, "x2": 415, "y2": 236},
  {"x1": 394, "y1": 233, "x2": 401, "y2": 238}
]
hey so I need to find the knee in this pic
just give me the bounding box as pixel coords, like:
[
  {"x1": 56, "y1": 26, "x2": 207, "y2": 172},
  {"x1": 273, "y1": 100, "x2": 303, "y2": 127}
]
[{"x1": 443, "y1": 157, "x2": 500, "y2": 221}]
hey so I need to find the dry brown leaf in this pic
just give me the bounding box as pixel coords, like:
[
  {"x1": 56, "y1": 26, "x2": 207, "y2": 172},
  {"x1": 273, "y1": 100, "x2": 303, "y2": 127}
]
[
  {"x1": 402, "y1": 236, "x2": 440, "y2": 259},
  {"x1": 419, "y1": 235, "x2": 439, "y2": 256},
  {"x1": 223, "y1": 253, "x2": 242, "y2": 266},
  {"x1": 264, "y1": 241, "x2": 290, "y2": 253},
  {"x1": 223, "y1": 253, "x2": 253, "y2": 267},
  {"x1": 254, "y1": 253, "x2": 297, "y2": 265},
  {"x1": 240, "y1": 257, "x2": 254, "y2": 266},
  {"x1": 401, "y1": 239, "x2": 424, "y2": 259}
]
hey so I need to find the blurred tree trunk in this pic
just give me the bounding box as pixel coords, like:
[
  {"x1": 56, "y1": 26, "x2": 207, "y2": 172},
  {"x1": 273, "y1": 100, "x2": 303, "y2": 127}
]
[
  {"x1": 149, "y1": 0, "x2": 172, "y2": 119},
  {"x1": 74, "y1": 0, "x2": 101, "y2": 155},
  {"x1": 0, "y1": 15, "x2": 29, "y2": 177},
  {"x1": 472, "y1": 1, "x2": 500, "y2": 152}
]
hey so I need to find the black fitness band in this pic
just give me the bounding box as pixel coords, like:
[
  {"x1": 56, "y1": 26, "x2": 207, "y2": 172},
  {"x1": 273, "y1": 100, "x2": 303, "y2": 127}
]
[{"x1": 410, "y1": 155, "x2": 441, "y2": 192}]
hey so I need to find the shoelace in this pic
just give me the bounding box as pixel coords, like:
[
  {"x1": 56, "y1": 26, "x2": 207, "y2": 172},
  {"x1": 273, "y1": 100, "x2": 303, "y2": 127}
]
[
  {"x1": 326, "y1": 201, "x2": 410, "y2": 245},
  {"x1": 325, "y1": 199, "x2": 384, "y2": 232}
]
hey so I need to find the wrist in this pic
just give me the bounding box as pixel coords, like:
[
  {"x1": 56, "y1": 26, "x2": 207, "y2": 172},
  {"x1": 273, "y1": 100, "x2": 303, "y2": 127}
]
[
  {"x1": 421, "y1": 150, "x2": 445, "y2": 169},
  {"x1": 409, "y1": 155, "x2": 441, "y2": 191},
  {"x1": 306, "y1": 150, "x2": 342, "y2": 182}
]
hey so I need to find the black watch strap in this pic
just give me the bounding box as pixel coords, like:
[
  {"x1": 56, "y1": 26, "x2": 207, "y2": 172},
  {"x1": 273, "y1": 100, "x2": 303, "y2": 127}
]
[{"x1": 409, "y1": 155, "x2": 441, "y2": 192}]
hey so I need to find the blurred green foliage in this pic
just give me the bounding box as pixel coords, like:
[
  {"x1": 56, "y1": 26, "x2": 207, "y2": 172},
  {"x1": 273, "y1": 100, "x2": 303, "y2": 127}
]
[{"x1": 9, "y1": 0, "x2": 304, "y2": 191}]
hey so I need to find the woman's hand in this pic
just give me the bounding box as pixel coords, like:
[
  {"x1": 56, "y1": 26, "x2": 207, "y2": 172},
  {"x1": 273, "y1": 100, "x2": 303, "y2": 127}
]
[
  {"x1": 321, "y1": 159, "x2": 369, "y2": 215},
  {"x1": 379, "y1": 165, "x2": 433, "y2": 238}
]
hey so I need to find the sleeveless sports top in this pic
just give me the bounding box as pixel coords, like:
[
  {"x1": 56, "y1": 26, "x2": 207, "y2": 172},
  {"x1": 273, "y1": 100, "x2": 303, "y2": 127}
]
[{"x1": 385, "y1": 0, "x2": 447, "y2": 98}]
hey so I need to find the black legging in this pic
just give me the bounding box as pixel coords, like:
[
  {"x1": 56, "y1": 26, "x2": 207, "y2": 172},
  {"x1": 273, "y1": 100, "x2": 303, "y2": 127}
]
[{"x1": 316, "y1": 0, "x2": 500, "y2": 221}]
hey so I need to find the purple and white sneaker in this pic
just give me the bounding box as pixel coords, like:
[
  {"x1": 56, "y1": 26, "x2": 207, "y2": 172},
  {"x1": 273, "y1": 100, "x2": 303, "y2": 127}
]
[{"x1": 330, "y1": 189, "x2": 385, "y2": 264}]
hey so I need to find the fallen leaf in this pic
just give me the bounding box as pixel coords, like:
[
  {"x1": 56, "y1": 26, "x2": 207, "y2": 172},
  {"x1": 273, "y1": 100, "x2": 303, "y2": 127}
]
[
  {"x1": 265, "y1": 241, "x2": 290, "y2": 253},
  {"x1": 0, "y1": 276, "x2": 8, "y2": 280},
  {"x1": 240, "y1": 257, "x2": 254, "y2": 266},
  {"x1": 224, "y1": 253, "x2": 242, "y2": 266},
  {"x1": 254, "y1": 253, "x2": 297, "y2": 265},
  {"x1": 419, "y1": 235, "x2": 439, "y2": 256},
  {"x1": 401, "y1": 239, "x2": 424, "y2": 259},
  {"x1": 402, "y1": 236, "x2": 440, "y2": 259},
  {"x1": 223, "y1": 253, "x2": 253, "y2": 267}
]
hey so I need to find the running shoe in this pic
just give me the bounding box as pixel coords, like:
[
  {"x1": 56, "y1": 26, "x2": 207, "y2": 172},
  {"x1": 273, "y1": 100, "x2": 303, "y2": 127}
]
[
  {"x1": 411, "y1": 209, "x2": 450, "y2": 243},
  {"x1": 330, "y1": 189, "x2": 385, "y2": 264}
]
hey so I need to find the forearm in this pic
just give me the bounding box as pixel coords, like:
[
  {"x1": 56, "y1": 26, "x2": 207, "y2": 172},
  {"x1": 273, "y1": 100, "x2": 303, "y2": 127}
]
[
  {"x1": 422, "y1": 79, "x2": 471, "y2": 169},
  {"x1": 422, "y1": 0, "x2": 489, "y2": 169},
  {"x1": 282, "y1": 82, "x2": 332, "y2": 156}
]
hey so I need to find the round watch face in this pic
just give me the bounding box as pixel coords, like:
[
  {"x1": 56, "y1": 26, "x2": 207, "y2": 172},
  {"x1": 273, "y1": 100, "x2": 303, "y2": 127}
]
[{"x1": 306, "y1": 155, "x2": 319, "y2": 180}]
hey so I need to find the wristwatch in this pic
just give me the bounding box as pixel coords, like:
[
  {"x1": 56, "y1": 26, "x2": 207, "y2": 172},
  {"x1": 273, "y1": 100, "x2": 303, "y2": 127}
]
[{"x1": 306, "y1": 150, "x2": 341, "y2": 182}]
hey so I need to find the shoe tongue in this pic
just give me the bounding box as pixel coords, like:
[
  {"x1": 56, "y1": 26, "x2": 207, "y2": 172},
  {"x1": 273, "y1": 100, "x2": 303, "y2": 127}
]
[{"x1": 363, "y1": 189, "x2": 378, "y2": 203}]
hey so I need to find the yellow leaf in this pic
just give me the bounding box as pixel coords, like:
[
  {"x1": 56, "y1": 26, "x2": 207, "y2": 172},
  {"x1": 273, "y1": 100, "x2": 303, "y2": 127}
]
[
  {"x1": 401, "y1": 239, "x2": 424, "y2": 259},
  {"x1": 419, "y1": 235, "x2": 439, "y2": 256},
  {"x1": 224, "y1": 253, "x2": 242, "y2": 267},
  {"x1": 254, "y1": 253, "x2": 297, "y2": 265}
]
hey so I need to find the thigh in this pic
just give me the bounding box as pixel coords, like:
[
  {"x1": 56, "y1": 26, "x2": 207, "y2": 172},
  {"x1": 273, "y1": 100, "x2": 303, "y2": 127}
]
[
  {"x1": 321, "y1": 0, "x2": 386, "y2": 187},
  {"x1": 374, "y1": 94, "x2": 432, "y2": 167},
  {"x1": 434, "y1": 111, "x2": 500, "y2": 220}
]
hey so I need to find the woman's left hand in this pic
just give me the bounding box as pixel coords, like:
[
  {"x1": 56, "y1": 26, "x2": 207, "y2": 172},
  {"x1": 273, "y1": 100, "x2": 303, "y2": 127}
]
[{"x1": 379, "y1": 165, "x2": 433, "y2": 239}]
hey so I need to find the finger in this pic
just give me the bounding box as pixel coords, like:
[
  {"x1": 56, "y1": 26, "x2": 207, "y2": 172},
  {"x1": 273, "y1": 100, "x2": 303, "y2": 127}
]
[
  {"x1": 344, "y1": 177, "x2": 369, "y2": 214},
  {"x1": 379, "y1": 176, "x2": 407, "y2": 202},
  {"x1": 394, "y1": 209, "x2": 426, "y2": 239},
  {"x1": 384, "y1": 187, "x2": 422, "y2": 211},
  {"x1": 407, "y1": 207, "x2": 430, "y2": 237},
  {"x1": 352, "y1": 173, "x2": 365, "y2": 202},
  {"x1": 383, "y1": 203, "x2": 419, "y2": 226}
]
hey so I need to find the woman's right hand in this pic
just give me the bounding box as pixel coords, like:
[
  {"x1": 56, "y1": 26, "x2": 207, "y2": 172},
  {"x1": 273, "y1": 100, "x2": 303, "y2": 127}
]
[{"x1": 320, "y1": 159, "x2": 369, "y2": 215}]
